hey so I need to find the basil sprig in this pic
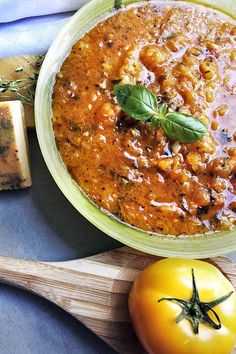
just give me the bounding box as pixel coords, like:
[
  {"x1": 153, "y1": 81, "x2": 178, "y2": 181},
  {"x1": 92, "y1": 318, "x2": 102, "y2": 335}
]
[{"x1": 114, "y1": 84, "x2": 207, "y2": 143}]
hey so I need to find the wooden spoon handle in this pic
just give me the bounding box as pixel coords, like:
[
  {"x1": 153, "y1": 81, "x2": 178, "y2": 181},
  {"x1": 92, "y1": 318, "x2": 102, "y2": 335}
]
[
  {"x1": 0, "y1": 256, "x2": 134, "y2": 305},
  {"x1": 0, "y1": 252, "x2": 145, "y2": 353}
]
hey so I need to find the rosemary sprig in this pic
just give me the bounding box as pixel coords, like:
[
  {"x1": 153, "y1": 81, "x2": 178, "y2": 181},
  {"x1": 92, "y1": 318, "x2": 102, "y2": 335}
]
[{"x1": 0, "y1": 55, "x2": 44, "y2": 105}]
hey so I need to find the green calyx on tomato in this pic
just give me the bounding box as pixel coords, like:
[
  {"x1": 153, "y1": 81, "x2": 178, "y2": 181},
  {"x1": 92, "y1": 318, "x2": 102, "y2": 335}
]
[{"x1": 158, "y1": 269, "x2": 233, "y2": 335}]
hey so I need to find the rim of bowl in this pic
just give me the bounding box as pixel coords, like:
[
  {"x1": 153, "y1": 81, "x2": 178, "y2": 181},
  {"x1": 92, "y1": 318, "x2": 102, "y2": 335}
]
[{"x1": 35, "y1": 0, "x2": 236, "y2": 258}]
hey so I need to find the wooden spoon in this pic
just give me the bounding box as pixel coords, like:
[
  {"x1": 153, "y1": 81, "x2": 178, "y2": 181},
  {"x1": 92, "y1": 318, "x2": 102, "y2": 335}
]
[{"x1": 0, "y1": 246, "x2": 235, "y2": 354}]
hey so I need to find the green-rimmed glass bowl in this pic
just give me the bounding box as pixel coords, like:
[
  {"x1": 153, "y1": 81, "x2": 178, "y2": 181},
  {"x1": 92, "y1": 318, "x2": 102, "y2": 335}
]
[{"x1": 35, "y1": 0, "x2": 236, "y2": 258}]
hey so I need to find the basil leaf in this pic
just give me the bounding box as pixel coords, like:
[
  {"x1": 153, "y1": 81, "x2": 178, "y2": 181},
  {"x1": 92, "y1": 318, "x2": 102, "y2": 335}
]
[
  {"x1": 161, "y1": 112, "x2": 207, "y2": 142},
  {"x1": 158, "y1": 102, "x2": 167, "y2": 117},
  {"x1": 151, "y1": 115, "x2": 161, "y2": 129},
  {"x1": 114, "y1": 84, "x2": 158, "y2": 121},
  {"x1": 114, "y1": 84, "x2": 208, "y2": 143}
]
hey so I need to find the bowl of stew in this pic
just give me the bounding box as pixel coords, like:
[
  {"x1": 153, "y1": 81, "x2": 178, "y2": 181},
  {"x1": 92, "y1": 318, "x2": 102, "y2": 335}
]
[{"x1": 35, "y1": 0, "x2": 236, "y2": 258}]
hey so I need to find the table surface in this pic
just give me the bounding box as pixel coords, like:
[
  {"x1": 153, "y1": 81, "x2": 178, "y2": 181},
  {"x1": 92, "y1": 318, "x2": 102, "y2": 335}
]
[
  {"x1": 0, "y1": 131, "x2": 119, "y2": 354},
  {"x1": 1, "y1": 131, "x2": 236, "y2": 354}
]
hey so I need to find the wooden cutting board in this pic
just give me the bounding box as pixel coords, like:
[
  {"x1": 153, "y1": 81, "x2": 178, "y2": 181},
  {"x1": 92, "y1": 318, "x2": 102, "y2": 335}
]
[
  {"x1": 0, "y1": 246, "x2": 236, "y2": 354},
  {"x1": 0, "y1": 55, "x2": 38, "y2": 128}
]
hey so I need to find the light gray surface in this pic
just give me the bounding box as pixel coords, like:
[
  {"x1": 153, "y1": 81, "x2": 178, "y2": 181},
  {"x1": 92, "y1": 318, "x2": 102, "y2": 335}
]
[{"x1": 0, "y1": 131, "x2": 119, "y2": 354}]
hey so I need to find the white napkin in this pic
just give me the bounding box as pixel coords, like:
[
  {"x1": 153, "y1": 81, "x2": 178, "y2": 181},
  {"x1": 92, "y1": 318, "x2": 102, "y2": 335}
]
[
  {"x1": 0, "y1": 0, "x2": 88, "y2": 23},
  {"x1": 0, "y1": 0, "x2": 88, "y2": 57}
]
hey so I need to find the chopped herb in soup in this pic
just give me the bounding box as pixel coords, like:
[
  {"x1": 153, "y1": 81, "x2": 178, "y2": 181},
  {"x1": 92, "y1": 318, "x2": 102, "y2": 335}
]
[{"x1": 52, "y1": 1, "x2": 236, "y2": 236}]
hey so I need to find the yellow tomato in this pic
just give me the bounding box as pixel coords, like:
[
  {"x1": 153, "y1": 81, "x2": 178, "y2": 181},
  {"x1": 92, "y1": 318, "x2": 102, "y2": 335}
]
[{"x1": 129, "y1": 258, "x2": 236, "y2": 354}]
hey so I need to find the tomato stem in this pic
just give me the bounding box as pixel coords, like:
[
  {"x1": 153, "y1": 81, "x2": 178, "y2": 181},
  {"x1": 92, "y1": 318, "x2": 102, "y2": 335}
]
[{"x1": 158, "y1": 269, "x2": 233, "y2": 335}]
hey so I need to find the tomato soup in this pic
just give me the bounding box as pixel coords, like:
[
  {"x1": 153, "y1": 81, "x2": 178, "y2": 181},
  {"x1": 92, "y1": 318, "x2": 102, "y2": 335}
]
[{"x1": 53, "y1": 1, "x2": 236, "y2": 235}]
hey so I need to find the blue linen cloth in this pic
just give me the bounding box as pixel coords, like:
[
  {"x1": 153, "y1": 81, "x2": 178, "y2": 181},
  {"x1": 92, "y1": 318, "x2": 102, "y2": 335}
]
[{"x1": 0, "y1": 0, "x2": 87, "y2": 57}]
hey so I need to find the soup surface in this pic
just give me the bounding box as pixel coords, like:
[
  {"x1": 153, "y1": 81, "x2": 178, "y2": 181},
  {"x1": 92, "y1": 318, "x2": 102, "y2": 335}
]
[{"x1": 53, "y1": 1, "x2": 236, "y2": 236}]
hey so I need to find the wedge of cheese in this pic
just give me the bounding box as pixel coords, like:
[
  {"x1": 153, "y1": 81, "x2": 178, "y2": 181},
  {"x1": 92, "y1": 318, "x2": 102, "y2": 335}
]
[{"x1": 0, "y1": 101, "x2": 32, "y2": 190}]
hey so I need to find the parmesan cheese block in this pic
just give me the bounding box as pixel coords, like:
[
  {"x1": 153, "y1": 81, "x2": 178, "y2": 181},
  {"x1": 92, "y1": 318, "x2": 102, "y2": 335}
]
[{"x1": 0, "y1": 101, "x2": 32, "y2": 190}]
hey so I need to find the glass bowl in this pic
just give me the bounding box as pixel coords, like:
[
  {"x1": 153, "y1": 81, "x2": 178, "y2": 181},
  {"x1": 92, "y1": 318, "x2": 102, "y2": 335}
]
[{"x1": 35, "y1": 0, "x2": 236, "y2": 258}]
